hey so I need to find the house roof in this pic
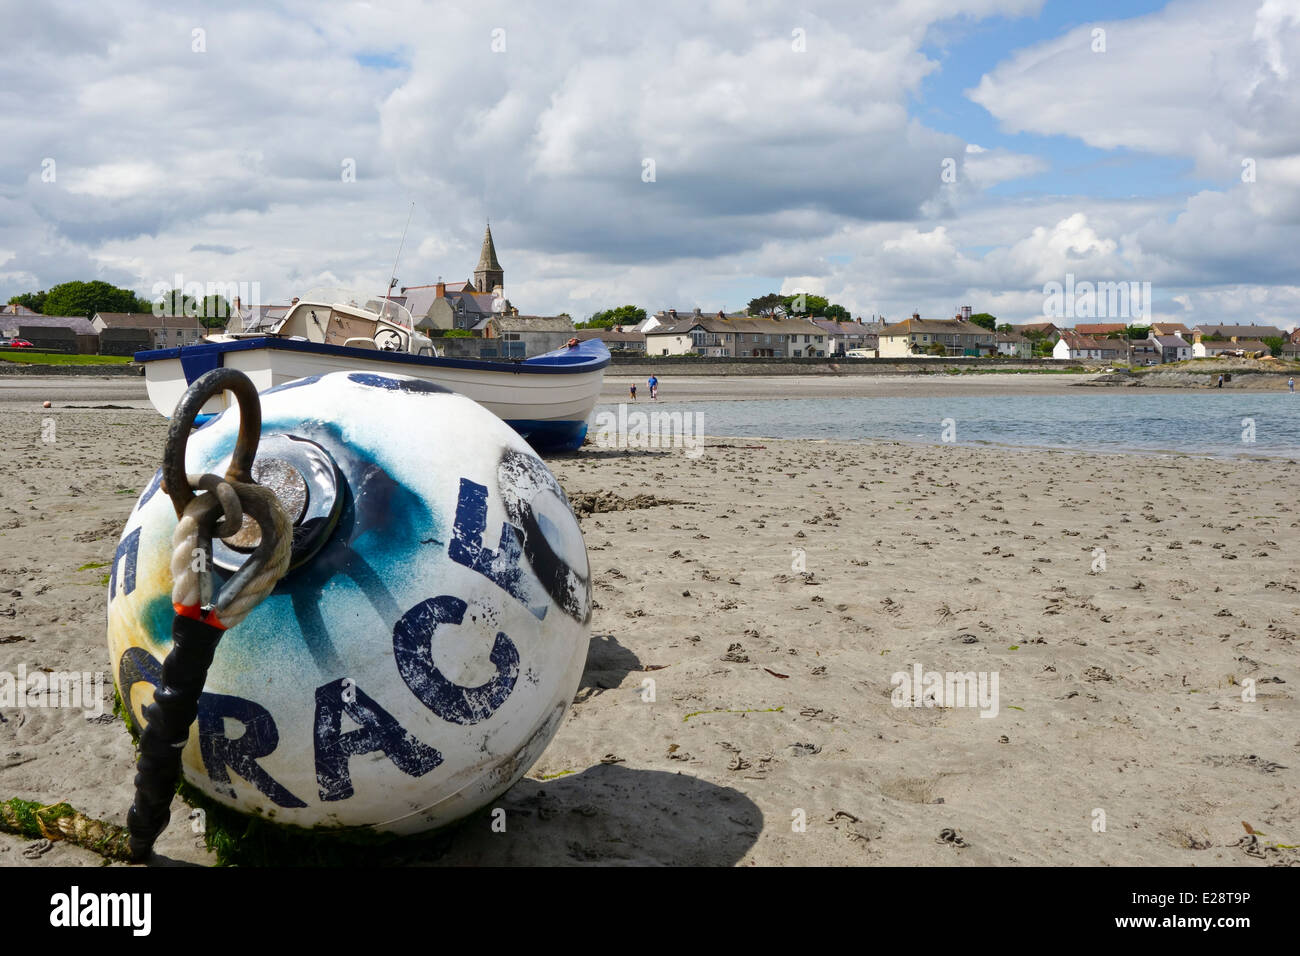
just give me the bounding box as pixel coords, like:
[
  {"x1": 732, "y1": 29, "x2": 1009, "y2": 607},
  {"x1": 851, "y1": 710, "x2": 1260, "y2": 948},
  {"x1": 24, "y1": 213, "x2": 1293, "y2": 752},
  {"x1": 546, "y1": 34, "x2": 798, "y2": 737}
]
[
  {"x1": 398, "y1": 280, "x2": 488, "y2": 317},
  {"x1": 451, "y1": 291, "x2": 499, "y2": 314},
  {"x1": 8, "y1": 314, "x2": 96, "y2": 334},
  {"x1": 396, "y1": 287, "x2": 439, "y2": 318},
  {"x1": 1150, "y1": 322, "x2": 1190, "y2": 333},
  {"x1": 95, "y1": 311, "x2": 200, "y2": 329},
  {"x1": 1013, "y1": 322, "x2": 1059, "y2": 333},
  {"x1": 1153, "y1": 335, "x2": 1189, "y2": 347},
  {"x1": 880, "y1": 317, "x2": 993, "y2": 336},
  {"x1": 1193, "y1": 324, "x2": 1285, "y2": 339},
  {"x1": 1, "y1": 304, "x2": 40, "y2": 316},
  {"x1": 811, "y1": 318, "x2": 876, "y2": 335},
  {"x1": 995, "y1": 331, "x2": 1029, "y2": 343},
  {"x1": 1074, "y1": 323, "x2": 1126, "y2": 335},
  {"x1": 1203, "y1": 339, "x2": 1268, "y2": 351},
  {"x1": 1058, "y1": 330, "x2": 1114, "y2": 351},
  {"x1": 646, "y1": 313, "x2": 825, "y2": 336}
]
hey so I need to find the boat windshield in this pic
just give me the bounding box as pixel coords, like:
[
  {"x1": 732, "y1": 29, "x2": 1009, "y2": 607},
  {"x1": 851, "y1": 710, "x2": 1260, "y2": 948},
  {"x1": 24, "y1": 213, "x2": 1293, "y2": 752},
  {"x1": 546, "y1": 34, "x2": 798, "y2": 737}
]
[{"x1": 299, "y1": 286, "x2": 415, "y2": 329}]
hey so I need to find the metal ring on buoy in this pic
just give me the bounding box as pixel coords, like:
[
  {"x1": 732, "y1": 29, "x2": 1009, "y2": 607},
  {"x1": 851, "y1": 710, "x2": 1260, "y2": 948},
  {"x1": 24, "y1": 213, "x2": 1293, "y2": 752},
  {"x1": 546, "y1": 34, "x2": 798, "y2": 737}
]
[{"x1": 163, "y1": 367, "x2": 263, "y2": 517}]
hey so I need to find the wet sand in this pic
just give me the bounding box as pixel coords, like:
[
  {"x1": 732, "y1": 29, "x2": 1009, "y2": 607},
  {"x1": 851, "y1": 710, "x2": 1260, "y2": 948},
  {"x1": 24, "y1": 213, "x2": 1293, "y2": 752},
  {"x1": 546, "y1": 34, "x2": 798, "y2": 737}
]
[{"x1": 1, "y1": 395, "x2": 1297, "y2": 866}]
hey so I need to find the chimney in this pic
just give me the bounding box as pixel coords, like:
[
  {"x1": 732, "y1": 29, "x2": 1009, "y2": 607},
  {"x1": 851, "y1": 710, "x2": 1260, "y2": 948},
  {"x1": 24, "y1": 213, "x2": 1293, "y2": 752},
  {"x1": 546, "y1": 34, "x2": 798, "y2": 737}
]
[
  {"x1": 912, "y1": 311, "x2": 920, "y2": 321},
  {"x1": 669, "y1": 309, "x2": 677, "y2": 319},
  {"x1": 961, "y1": 305, "x2": 971, "y2": 321},
  {"x1": 435, "y1": 281, "x2": 446, "y2": 299}
]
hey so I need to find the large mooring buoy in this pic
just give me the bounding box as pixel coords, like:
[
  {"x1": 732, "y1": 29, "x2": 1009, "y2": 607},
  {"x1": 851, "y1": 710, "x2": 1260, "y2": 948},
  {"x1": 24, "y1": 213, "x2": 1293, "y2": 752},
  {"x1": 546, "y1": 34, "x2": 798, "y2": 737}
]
[{"x1": 107, "y1": 370, "x2": 591, "y2": 841}]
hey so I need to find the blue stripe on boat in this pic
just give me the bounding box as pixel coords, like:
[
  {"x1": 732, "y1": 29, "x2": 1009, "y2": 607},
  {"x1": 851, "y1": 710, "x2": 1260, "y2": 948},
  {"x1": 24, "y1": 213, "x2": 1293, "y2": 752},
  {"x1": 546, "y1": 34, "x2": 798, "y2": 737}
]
[
  {"x1": 135, "y1": 336, "x2": 610, "y2": 377},
  {"x1": 504, "y1": 418, "x2": 589, "y2": 453}
]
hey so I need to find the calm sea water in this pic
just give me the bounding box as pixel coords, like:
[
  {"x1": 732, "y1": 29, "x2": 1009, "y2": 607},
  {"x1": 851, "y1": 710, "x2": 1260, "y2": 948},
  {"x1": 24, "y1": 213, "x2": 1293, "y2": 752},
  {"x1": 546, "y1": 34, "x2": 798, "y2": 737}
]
[{"x1": 592, "y1": 392, "x2": 1300, "y2": 457}]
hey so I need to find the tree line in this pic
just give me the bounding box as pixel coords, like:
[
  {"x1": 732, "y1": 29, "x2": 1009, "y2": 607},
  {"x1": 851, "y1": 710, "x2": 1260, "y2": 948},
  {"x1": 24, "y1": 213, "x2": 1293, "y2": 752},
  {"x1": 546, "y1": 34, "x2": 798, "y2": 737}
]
[{"x1": 8, "y1": 281, "x2": 232, "y2": 329}]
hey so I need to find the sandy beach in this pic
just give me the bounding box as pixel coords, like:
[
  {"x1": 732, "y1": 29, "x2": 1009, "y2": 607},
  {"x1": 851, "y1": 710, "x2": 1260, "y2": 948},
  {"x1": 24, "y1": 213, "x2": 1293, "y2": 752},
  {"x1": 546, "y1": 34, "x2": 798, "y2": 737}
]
[{"x1": 1, "y1": 382, "x2": 1298, "y2": 866}]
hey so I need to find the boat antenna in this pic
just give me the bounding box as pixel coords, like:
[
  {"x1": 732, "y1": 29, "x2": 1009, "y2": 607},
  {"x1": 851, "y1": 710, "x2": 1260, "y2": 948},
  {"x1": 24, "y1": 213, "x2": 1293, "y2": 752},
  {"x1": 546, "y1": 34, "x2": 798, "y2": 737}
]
[{"x1": 383, "y1": 201, "x2": 415, "y2": 318}]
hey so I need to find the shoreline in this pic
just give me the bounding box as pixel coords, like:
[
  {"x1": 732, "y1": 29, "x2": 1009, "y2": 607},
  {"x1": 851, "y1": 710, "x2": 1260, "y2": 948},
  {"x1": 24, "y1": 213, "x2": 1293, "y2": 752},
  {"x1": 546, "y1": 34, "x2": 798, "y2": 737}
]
[{"x1": 584, "y1": 431, "x2": 1300, "y2": 464}]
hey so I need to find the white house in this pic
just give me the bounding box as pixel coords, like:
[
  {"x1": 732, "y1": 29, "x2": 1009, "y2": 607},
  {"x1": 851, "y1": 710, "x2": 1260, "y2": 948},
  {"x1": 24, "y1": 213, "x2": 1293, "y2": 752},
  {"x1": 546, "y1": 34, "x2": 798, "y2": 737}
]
[
  {"x1": 994, "y1": 331, "x2": 1032, "y2": 358},
  {"x1": 1053, "y1": 330, "x2": 1102, "y2": 360},
  {"x1": 643, "y1": 311, "x2": 826, "y2": 357},
  {"x1": 1053, "y1": 331, "x2": 1125, "y2": 361},
  {"x1": 1152, "y1": 334, "x2": 1192, "y2": 362},
  {"x1": 877, "y1": 314, "x2": 995, "y2": 357}
]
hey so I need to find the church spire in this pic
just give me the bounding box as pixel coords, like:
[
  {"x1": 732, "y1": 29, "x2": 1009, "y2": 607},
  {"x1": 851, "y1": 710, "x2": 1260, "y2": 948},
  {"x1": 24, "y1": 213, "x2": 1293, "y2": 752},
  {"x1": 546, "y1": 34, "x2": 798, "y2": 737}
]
[{"x1": 473, "y1": 222, "x2": 504, "y2": 293}]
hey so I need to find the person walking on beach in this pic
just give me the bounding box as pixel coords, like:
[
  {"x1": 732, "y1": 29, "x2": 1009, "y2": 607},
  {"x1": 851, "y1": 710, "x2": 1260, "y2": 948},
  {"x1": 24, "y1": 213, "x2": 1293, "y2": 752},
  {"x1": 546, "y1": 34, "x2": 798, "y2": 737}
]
[
  {"x1": 1216, "y1": 373, "x2": 1224, "y2": 388},
  {"x1": 648, "y1": 374, "x2": 658, "y2": 400},
  {"x1": 629, "y1": 382, "x2": 637, "y2": 402},
  {"x1": 1289, "y1": 377, "x2": 1295, "y2": 394}
]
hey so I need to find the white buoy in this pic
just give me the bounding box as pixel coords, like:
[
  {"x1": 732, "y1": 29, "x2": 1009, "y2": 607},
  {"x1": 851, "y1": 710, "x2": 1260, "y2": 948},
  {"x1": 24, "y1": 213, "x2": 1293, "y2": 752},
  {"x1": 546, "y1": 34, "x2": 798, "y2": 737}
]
[{"x1": 107, "y1": 371, "x2": 591, "y2": 833}]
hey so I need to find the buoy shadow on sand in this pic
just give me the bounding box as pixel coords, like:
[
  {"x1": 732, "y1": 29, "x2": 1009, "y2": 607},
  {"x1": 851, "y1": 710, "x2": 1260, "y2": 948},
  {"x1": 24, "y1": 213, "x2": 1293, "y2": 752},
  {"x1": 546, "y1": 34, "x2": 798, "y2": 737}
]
[
  {"x1": 156, "y1": 763, "x2": 760, "y2": 868},
  {"x1": 425, "y1": 764, "x2": 762, "y2": 866},
  {"x1": 577, "y1": 634, "x2": 642, "y2": 696}
]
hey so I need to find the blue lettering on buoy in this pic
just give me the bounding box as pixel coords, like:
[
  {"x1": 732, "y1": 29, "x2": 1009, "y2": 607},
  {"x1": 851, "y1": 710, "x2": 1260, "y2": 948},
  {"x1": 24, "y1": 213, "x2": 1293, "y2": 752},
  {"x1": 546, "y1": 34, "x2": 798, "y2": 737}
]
[
  {"x1": 117, "y1": 647, "x2": 308, "y2": 809},
  {"x1": 449, "y1": 478, "x2": 547, "y2": 620},
  {"x1": 108, "y1": 527, "x2": 141, "y2": 601},
  {"x1": 197, "y1": 692, "x2": 309, "y2": 808},
  {"x1": 314, "y1": 678, "x2": 443, "y2": 801},
  {"x1": 392, "y1": 595, "x2": 520, "y2": 725},
  {"x1": 136, "y1": 469, "x2": 164, "y2": 510}
]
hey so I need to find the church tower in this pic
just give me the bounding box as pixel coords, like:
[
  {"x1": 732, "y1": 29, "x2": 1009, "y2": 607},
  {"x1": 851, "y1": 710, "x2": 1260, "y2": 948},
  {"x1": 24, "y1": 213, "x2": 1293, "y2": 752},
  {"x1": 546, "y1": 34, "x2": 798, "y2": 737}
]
[{"x1": 473, "y1": 222, "x2": 504, "y2": 294}]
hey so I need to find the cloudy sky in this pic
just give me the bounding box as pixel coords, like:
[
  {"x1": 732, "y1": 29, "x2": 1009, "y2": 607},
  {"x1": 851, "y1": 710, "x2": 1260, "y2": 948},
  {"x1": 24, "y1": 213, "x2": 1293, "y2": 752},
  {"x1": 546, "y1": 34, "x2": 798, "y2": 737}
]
[{"x1": 2, "y1": 0, "x2": 1297, "y2": 328}]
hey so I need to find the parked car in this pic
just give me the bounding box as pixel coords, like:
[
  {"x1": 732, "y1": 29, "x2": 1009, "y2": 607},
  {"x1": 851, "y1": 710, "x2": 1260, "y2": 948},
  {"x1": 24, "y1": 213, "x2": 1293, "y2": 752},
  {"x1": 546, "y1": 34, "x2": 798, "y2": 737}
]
[{"x1": 0, "y1": 338, "x2": 33, "y2": 348}]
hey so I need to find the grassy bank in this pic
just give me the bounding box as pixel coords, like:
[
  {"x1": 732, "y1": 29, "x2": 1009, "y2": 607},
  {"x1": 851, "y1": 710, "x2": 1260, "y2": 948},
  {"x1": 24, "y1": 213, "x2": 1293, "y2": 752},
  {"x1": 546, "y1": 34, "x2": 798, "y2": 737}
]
[{"x1": 0, "y1": 349, "x2": 132, "y2": 366}]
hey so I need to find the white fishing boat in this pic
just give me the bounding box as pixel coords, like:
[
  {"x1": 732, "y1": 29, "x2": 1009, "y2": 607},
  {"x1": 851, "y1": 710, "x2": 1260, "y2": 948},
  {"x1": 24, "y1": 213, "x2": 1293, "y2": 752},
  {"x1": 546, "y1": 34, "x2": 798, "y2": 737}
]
[{"x1": 135, "y1": 288, "x2": 609, "y2": 452}]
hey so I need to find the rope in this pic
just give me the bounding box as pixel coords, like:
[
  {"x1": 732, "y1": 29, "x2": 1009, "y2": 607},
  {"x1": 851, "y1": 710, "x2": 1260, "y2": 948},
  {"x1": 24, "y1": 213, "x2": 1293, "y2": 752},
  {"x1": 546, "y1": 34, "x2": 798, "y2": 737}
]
[
  {"x1": 169, "y1": 480, "x2": 292, "y2": 629},
  {"x1": 0, "y1": 798, "x2": 133, "y2": 862},
  {"x1": 208, "y1": 483, "x2": 291, "y2": 627}
]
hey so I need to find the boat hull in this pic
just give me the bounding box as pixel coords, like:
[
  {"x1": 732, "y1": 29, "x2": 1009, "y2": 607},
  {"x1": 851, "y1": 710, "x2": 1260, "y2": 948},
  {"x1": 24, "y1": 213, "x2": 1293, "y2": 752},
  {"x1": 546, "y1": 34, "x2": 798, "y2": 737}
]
[{"x1": 135, "y1": 337, "x2": 609, "y2": 453}]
